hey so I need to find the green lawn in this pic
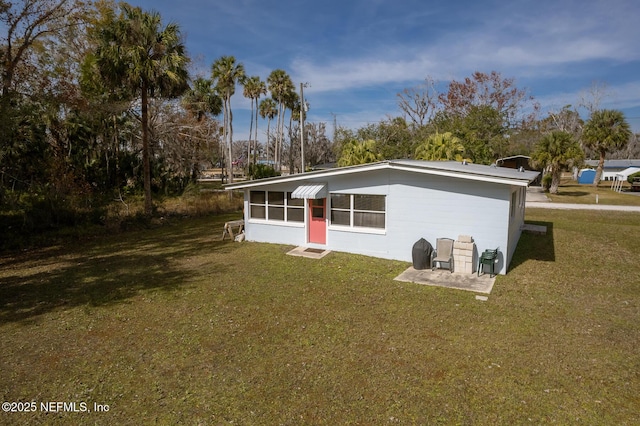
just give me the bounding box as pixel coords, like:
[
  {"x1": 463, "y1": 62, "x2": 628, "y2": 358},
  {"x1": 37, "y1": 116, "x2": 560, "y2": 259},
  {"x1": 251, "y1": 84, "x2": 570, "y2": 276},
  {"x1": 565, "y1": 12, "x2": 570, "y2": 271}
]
[
  {"x1": 1, "y1": 209, "x2": 639, "y2": 424},
  {"x1": 546, "y1": 178, "x2": 640, "y2": 206}
]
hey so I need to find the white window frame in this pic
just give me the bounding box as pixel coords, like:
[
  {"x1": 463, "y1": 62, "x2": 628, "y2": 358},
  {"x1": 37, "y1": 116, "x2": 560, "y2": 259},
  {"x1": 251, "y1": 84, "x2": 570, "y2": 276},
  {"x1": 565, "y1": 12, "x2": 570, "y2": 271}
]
[
  {"x1": 329, "y1": 193, "x2": 386, "y2": 234},
  {"x1": 248, "y1": 190, "x2": 304, "y2": 226}
]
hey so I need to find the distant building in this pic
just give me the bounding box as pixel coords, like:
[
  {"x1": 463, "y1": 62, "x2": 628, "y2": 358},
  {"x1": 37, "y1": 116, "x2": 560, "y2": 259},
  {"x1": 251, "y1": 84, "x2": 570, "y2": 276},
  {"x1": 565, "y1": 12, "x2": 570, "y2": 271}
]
[
  {"x1": 497, "y1": 155, "x2": 541, "y2": 185},
  {"x1": 584, "y1": 159, "x2": 640, "y2": 180},
  {"x1": 497, "y1": 155, "x2": 531, "y2": 170}
]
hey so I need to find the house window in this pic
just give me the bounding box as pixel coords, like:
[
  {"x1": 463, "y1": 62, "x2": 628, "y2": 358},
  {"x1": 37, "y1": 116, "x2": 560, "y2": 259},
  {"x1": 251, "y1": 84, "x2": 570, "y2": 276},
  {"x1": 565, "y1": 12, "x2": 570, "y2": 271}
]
[
  {"x1": 330, "y1": 194, "x2": 351, "y2": 226},
  {"x1": 249, "y1": 191, "x2": 304, "y2": 223},
  {"x1": 330, "y1": 194, "x2": 385, "y2": 229},
  {"x1": 250, "y1": 191, "x2": 266, "y2": 219},
  {"x1": 286, "y1": 193, "x2": 304, "y2": 222},
  {"x1": 268, "y1": 191, "x2": 285, "y2": 221}
]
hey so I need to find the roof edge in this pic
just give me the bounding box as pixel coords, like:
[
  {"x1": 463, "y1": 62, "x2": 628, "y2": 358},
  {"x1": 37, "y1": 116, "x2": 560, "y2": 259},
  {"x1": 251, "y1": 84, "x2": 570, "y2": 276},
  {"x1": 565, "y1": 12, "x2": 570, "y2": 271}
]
[{"x1": 225, "y1": 160, "x2": 539, "y2": 190}]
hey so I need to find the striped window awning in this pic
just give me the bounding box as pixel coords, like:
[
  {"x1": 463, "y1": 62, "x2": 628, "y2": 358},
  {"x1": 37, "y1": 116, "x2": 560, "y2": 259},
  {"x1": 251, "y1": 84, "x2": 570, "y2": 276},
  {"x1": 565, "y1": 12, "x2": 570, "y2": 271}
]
[{"x1": 291, "y1": 183, "x2": 327, "y2": 199}]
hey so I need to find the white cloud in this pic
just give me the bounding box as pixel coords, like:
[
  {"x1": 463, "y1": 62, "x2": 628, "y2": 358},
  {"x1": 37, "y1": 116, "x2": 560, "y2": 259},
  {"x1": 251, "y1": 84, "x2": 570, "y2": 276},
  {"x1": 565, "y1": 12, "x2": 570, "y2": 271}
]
[
  {"x1": 284, "y1": 0, "x2": 640, "y2": 97},
  {"x1": 290, "y1": 55, "x2": 437, "y2": 93}
]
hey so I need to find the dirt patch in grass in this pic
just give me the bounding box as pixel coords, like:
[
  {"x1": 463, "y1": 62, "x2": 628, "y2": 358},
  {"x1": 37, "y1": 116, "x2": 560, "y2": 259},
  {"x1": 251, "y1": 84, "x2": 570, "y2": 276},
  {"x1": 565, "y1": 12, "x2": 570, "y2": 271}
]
[{"x1": 1, "y1": 210, "x2": 639, "y2": 424}]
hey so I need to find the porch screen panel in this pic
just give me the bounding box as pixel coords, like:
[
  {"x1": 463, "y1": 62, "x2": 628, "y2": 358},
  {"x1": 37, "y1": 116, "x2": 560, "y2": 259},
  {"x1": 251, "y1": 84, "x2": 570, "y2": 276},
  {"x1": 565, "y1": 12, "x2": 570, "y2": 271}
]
[
  {"x1": 268, "y1": 191, "x2": 285, "y2": 221},
  {"x1": 250, "y1": 191, "x2": 266, "y2": 219}
]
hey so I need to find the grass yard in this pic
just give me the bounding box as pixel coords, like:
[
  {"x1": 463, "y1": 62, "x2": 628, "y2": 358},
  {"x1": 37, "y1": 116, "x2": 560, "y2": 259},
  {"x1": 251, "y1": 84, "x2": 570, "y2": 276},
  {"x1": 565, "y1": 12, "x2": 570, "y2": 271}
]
[
  {"x1": 546, "y1": 178, "x2": 640, "y2": 206},
  {"x1": 1, "y1": 209, "x2": 639, "y2": 424}
]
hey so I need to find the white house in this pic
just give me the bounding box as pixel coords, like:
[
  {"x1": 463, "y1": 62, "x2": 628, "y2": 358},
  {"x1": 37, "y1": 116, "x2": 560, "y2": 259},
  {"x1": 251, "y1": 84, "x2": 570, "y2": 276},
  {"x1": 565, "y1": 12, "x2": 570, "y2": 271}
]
[
  {"x1": 584, "y1": 159, "x2": 640, "y2": 181},
  {"x1": 225, "y1": 160, "x2": 539, "y2": 275}
]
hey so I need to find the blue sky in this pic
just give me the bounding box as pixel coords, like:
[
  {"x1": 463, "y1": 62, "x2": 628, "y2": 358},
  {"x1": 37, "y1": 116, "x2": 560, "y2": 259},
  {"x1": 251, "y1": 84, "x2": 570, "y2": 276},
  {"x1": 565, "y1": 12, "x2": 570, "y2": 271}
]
[{"x1": 130, "y1": 0, "x2": 640, "y2": 140}]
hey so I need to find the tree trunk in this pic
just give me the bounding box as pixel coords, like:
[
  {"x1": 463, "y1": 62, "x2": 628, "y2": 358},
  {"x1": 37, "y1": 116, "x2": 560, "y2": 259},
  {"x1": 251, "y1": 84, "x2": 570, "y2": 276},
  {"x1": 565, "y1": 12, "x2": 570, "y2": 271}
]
[
  {"x1": 254, "y1": 101, "x2": 259, "y2": 166},
  {"x1": 221, "y1": 99, "x2": 227, "y2": 185},
  {"x1": 549, "y1": 167, "x2": 561, "y2": 194},
  {"x1": 274, "y1": 105, "x2": 280, "y2": 170},
  {"x1": 593, "y1": 149, "x2": 606, "y2": 187},
  {"x1": 141, "y1": 83, "x2": 152, "y2": 216},
  {"x1": 266, "y1": 119, "x2": 271, "y2": 166},
  {"x1": 247, "y1": 98, "x2": 253, "y2": 174},
  {"x1": 227, "y1": 97, "x2": 234, "y2": 184}
]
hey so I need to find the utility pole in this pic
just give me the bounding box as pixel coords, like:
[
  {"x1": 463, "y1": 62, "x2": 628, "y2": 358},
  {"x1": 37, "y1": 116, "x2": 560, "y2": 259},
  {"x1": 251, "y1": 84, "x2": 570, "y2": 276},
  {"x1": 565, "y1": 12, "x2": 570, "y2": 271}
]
[{"x1": 300, "y1": 82, "x2": 305, "y2": 173}]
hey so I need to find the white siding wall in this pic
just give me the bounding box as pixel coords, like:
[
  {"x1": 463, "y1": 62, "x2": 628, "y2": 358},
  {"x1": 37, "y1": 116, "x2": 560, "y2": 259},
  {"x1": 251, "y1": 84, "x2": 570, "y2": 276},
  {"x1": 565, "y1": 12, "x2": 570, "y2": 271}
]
[
  {"x1": 241, "y1": 169, "x2": 519, "y2": 274},
  {"x1": 324, "y1": 169, "x2": 393, "y2": 257},
  {"x1": 385, "y1": 170, "x2": 511, "y2": 274},
  {"x1": 506, "y1": 186, "x2": 527, "y2": 270}
]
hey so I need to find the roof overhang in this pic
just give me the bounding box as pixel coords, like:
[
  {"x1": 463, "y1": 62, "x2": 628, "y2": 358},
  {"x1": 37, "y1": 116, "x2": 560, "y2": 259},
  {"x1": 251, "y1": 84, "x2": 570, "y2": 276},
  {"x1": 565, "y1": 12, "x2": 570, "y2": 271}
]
[
  {"x1": 291, "y1": 183, "x2": 327, "y2": 199},
  {"x1": 224, "y1": 160, "x2": 539, "y2": 191}
]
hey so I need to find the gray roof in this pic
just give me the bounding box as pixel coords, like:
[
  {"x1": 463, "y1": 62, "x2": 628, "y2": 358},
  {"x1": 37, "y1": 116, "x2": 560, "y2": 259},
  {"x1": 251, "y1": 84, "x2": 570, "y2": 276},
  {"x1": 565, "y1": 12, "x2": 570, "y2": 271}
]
[
  {"x1": 584, "y1": 159, "x2": 640, "y2": 168},
  {"x1": 226, "y1": 160, "x2": 539, "y2": 190},
  {"x1": 391, "y1": 160, "x2": 539, "y2": 182}
]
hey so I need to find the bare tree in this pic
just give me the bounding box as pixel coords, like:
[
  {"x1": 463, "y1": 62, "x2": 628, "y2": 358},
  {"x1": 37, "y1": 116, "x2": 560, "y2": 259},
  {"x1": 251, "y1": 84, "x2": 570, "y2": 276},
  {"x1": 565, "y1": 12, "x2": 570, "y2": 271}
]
[
  {"x1": 438, "y1": 71, "x2": 538, "y2": 128},
  {"x1": 152, "y1": 98, "x2": 222, "y2": 183},
  {"x1": 1, "y1": 0, "x2": 83, "y2": 98},
  {"x1": 543, "y1": 105, "x2": 583, "y2": 137},
  {"x1": 397, "y1": 76, "x2": 438, "y2": 127},
  {"x1": 305, "y1": 122, "x2": 334, "y2": 166},
  {"x1": 578, "y1": 81, "x2": 610, "y2": 116}
]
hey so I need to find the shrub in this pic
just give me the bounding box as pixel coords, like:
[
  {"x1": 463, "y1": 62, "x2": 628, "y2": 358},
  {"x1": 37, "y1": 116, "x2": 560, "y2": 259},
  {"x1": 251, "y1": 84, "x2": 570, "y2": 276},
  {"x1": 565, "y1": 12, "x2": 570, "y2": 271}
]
[
  {"x1": 249, "y1": 163, "x2": 279, "y2": 179},
  {"x1": 627, "y1": 171, "x2": 640, "y2": 184}
]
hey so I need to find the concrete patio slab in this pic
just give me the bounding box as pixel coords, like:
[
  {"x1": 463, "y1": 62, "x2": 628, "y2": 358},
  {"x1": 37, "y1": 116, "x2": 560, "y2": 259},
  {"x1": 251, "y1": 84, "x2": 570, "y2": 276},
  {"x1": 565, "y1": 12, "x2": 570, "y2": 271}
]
[
  {"x1": 394, "y1": 267, "x2": 496, "y2": 294},
  {"x1": 287, "y1": 246, "x2": 332, "y2": 259}
]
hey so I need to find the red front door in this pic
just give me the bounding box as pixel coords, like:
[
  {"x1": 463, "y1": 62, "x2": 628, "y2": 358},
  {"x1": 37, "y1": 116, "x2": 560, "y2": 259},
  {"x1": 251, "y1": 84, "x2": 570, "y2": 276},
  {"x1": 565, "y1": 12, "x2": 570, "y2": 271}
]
[{"x1": 308, "y1": 198, "x2": 326, "y2": 244}]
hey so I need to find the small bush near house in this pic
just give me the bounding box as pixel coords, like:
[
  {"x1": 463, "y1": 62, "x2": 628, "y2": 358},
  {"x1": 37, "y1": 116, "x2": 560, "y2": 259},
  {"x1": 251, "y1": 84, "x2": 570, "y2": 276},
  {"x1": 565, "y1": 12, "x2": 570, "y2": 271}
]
[
  {"x1": 627, "y1": 171, "x2": 640, "y2": 184},
  {"x1": 249, "y1": 163, "x2": 280, "y2": 179}
]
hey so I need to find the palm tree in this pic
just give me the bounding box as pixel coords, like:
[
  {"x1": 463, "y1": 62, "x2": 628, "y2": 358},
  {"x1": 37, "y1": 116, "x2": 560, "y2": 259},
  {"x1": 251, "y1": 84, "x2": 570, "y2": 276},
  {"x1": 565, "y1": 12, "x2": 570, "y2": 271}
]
[
  {"x1": 582, "y1": 109, "x2": 632, "y2": 186},
  {"x1": 182, "y1": 77, "x2": 222, "y2": 122},
  {"x1": 284, "y1": 90, "x2": 300, "y2": 173},
  {"x1": 267, "y1": 69, "x2": 294, "y2": 171},
  {"x1": 89, "y1": 4, "x2": 189, "y2": 215},
  {"x1": 259, "y1": 98, "x2": 277, "y2": 165},
  {"x1": 212, "y1": 56, "x2": 245, "y2": 183},
  {"x1": 337, "y1": 140, "x2": 382, "y2": 167},
  {"x1": 414, "y1": 132, "x2": 465, "y2": 161},
  {"x1": 530, "y1": 131, "x2": 584, "y2": 194},
  {"x1": 242, "y1": 75, "x2": 267, "y2": 167}
]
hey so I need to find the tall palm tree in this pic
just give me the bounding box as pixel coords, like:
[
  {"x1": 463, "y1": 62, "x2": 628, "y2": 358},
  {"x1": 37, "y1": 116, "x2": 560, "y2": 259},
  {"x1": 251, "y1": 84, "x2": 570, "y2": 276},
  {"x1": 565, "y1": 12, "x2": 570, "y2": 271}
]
[
  {"x1": 242, "y1": 75, "x2": 266, "y2": 167},
  {"x1": 284, "y1": 90, "x2": 301, "y2": 173},
  {"x1": 182, "y1": 77, "x2": 222, "y2": 122},
  {"x1": 259, "y1": 98, "x2": 277, "y2": 165},
  {"x1": 414, "y1": 132, "x2": 465, "y2": 161},
  {"x1": 89, "y1": 4, "x2": 189, "y2": 215},
  {"x1": 530, "y1": 131, "x2": 584, "y2": 194},
  {"x1": 267, "y1": 69, "x2": 294, "y2": 171},
  {"x1": 212, "y1": 56, "x2": 245, "y2": 183},
  {"x1": 582, "y1": 109, "x2": 632, "y2": 186}
]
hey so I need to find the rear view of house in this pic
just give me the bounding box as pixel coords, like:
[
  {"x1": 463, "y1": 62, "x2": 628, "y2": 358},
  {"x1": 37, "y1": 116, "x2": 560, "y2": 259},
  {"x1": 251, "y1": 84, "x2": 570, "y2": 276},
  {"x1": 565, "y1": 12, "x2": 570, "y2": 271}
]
[{"x1": 226, "y1": 160, "x2": 539, "y2": 275}]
